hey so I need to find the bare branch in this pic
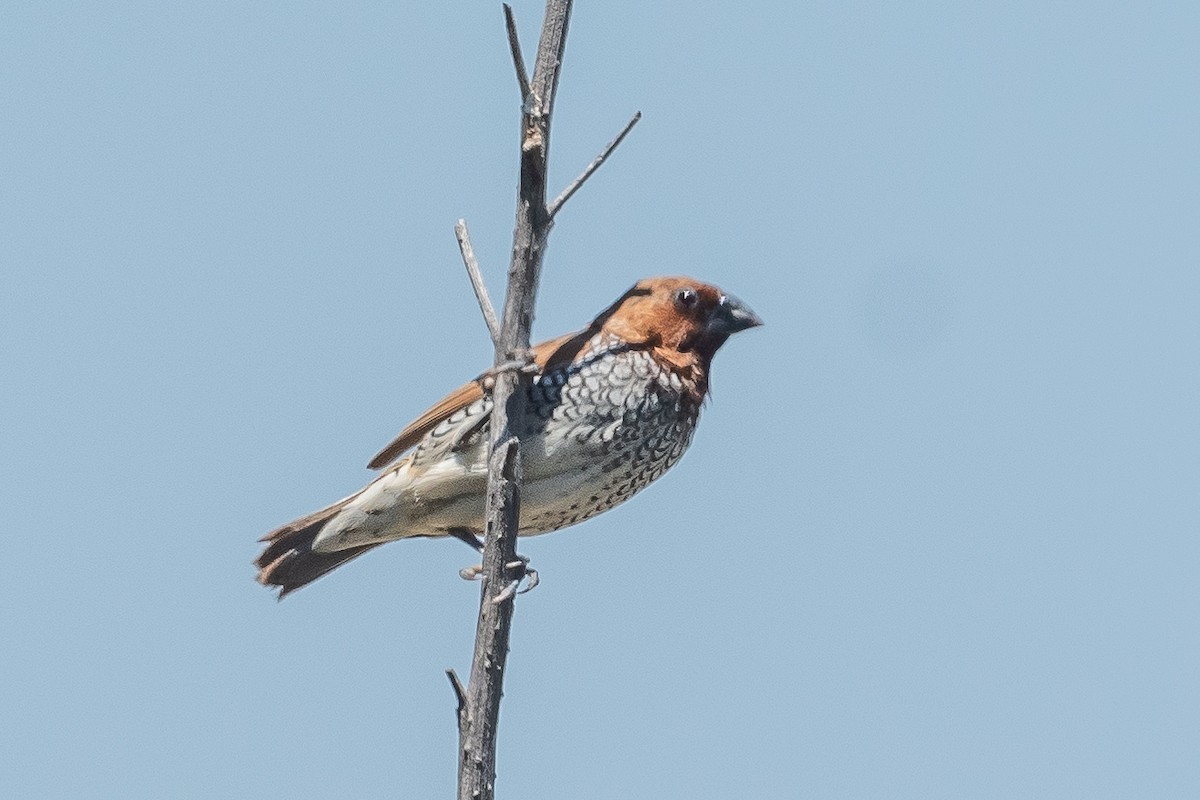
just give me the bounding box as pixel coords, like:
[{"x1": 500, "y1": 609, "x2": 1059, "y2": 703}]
[
  {"x1": 454, "y1": 219, "x2": 501, "y2": 344},
  {"x1": 454, "y1": 4, "x2": 575, "y2": 800},
  {"x1": 529, "y1": 0, "x2": 572, "y2": 119},
  {"x1": 502, "y1": 4, "x2": 531, "y2": 103},
  {"x1": 548, "y1": 110, "x2": 641, "y2": 218},
  {"x1": 453, "y1": 2, "x2": 636, "y2": 797}
]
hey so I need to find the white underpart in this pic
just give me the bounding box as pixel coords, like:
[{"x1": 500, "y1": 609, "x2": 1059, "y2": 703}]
[{"x1": 309, "y1": 333, "x2": 698, "y2": 554}]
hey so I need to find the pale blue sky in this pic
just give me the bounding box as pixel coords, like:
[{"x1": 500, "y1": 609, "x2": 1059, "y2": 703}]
[{"x1": 2, "y1": 2, "x2": 1197, "y2": 798}]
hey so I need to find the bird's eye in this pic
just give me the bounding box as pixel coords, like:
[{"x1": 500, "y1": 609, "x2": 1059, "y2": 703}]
[{"x1": 674, "y1": 288, "x2": 698, "y2": 310}]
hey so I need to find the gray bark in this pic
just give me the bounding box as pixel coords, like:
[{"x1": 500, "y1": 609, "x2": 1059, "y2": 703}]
[
  {"x1": 453, "y1": 3, "x2": 573, "y2": 800},
  {"x1": 449, "y1": 2, "x2": 639, "y2": 797}
]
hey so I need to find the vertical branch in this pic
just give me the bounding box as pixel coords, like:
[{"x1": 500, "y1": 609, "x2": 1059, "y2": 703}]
[{"x1": 455, "y1": 3, "x2": 574, "y2": 800}]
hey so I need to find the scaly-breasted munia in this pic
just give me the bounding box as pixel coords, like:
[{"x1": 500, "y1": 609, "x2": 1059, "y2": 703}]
[{"x1": 255, "y1": 276, "x2": 761, "y2": 596}]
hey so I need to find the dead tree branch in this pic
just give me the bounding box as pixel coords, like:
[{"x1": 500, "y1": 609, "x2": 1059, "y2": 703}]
[
  {"x1": 451, "y1": 3, "x2": 640, "y2": 798},
  {"x1": 453, "y1": 4, "x2": 573, "y2": 798}
]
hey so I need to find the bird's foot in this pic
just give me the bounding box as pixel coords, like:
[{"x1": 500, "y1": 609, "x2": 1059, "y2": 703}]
[
  {"x1": 492, "y1": 554, "x2": 539, "y2": 604},
  {"x1": 477, "y1": 350, "x2": 538, "y2": 390},
  {"x1": 457, "y1": 554, "x2": 539, "y2": 602},
  {"x1": 448, "y1": 528, "x2": 537, "y2": 599}
]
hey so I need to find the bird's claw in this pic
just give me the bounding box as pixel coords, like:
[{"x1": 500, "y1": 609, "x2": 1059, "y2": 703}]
[
  {"x1": 490, "y1": 555, "x2": 538, "y2": 604},
  {"x1": 459, "y1": 553, "x2": 538, "y2": 600},
  {"x1": 477, "y1": 351, "x2": 539, "y2": 391},
  {"x1": 450, "y1": 526, "x2": 537, "y2": 599},
  {"x1": 519, "y1": 569, "x2": 539, "y2": 594},
  {"x1": 510, "y1": 560, "x2": 538, "y2": 594}
]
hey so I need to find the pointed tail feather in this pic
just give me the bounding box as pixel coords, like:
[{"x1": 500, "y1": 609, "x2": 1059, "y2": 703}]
[{"x1": 255, "y1": 498, "x2": 379, "y2": 598}]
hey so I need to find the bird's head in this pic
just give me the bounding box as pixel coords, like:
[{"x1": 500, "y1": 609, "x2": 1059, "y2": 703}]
[{"x1": 598, "y1": 276, "x2": 762, "y2": 365}]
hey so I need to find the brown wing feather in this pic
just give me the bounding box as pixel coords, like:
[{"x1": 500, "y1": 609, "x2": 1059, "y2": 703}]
[
  {"x1": 366, "y1": 330, "x2": 592, "y2": 470},
  {"x1": 366, "y1": 381, "x2": 484, "y2": 469}
]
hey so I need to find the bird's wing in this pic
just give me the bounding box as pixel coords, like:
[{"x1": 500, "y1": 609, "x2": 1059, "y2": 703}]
[{"x1": 366, "y1": 329, "x2": 591, "y2": 470}]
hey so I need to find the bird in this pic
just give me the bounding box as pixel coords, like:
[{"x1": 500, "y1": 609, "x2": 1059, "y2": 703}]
[{"x1": 255, "y1": 276, "x2": 761, "y2": 597}]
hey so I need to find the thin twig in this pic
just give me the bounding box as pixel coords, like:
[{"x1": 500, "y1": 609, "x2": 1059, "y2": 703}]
[
  {"x1": 454, "y1": 219, "x2": 501, "y2": 344},
  {"x1": 446, "y1": 669, "x2": 469, "y2": 721},
  {"x1": 547, "y1": 111, "x2": 641, "y2": 218},
  {"x1": 503, "y1": 4, "x2": 531, "y2": 103}
]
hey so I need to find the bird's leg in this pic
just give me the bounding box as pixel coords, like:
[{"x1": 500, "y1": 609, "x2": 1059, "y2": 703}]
[
  {"x1": 447, "y1": 527, "x2": 485, "y2": 552},
  {"x1": 448, "y1": 528, "x2": 485, "y2": 580},
  {"x1": 447, "y1": 527, "x2": 538, "y2": 597}
]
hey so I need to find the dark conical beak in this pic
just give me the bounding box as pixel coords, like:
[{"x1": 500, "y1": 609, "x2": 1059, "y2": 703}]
[{"x1": 709, "y1": 293, "x2": 763, "y2": 336}]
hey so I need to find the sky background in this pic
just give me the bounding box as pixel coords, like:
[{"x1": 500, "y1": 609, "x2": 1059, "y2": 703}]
[{"x1": 2, "y1": 2, "x2": 1197, "y2": 798}]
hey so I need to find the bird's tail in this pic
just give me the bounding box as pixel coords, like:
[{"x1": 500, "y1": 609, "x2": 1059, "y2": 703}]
[{"x1": 255, "y1": 496, "x2": 379, "y2": 598}]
